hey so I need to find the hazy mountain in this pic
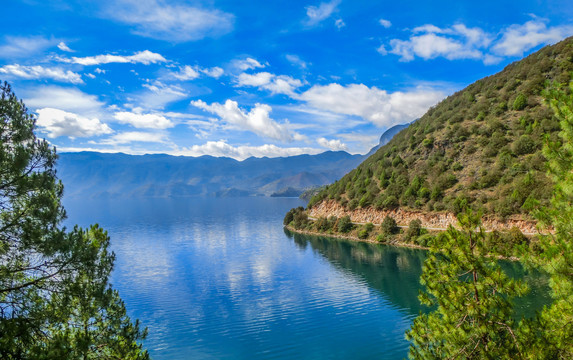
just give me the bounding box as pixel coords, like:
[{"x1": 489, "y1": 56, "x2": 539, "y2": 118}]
[
  {"x1": 365, "y1": 123, "x2": 411, "y2": 157},
  {"x1": 57, "y1": 151, "x2": 366, "y2": 199}
]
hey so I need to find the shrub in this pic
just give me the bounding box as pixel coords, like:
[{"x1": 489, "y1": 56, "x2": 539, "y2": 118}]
[
  {"x1": 337, "y1": 216, "x2": 353, "y2": 233},
  {"x1": 293, "y1": 208, "x2": 309, "y2": 229},
  {"x1": 283, "y1": 208, "x2": 295, "y2": 225},
  {"x1": 383, "y1": 195, "x2": 399, "y2": 209},
  {"x1": 406, "y1": 219, "x2": 422, "y2": 241},
  {"x1": 513, "y1": 135, "x2": 537, "y2": 155},
  {"x1": 513, "y1": 93, "x2": 527, "y2": 110},
  {"x1": 381, "y1": 216, "x2": 399, "y2": 235}
]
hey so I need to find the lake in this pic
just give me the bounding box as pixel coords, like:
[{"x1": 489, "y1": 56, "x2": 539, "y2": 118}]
[{"x1": 63, "y1": 197, "x2": 549, "y2": 359}]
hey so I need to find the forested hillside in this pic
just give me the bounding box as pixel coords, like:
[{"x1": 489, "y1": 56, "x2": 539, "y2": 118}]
[{"x1": 308, "y1": 37, "x2": 573, "y2": 219}]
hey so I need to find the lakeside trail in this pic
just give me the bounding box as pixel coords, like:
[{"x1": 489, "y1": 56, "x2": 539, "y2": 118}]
[{"x1": 309, "y1": 200, "x2": 547, "y2": 236}]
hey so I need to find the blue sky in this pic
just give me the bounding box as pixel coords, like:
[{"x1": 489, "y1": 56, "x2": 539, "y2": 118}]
[{"x1": 1, "y1": 0, "x2": 572, "y2": 160}]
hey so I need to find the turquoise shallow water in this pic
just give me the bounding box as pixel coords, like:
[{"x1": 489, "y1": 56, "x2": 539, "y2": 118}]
[{"x1": 63, "y1": 197, "x2": 549, "y2": 359}]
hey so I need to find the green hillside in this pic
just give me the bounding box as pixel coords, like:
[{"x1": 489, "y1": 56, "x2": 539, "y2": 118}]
[{"x1": 309, "y1": 37, "x2": 573, "y2": 219}]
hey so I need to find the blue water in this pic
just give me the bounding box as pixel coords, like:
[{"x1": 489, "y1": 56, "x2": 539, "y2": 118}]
[{"x1": 63, "y1": 197, "x2": 548, "y2": 359}]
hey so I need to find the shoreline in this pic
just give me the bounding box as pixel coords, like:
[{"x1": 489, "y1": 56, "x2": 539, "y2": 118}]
[
  {"x1": 285, "y1": 225, "x2": 430, "y2": 251},
  {"x1": 284, "y1": 225, "x2": 520, "y2": 261}
]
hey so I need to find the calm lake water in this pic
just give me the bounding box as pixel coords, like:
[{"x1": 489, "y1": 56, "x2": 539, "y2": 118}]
[{"x1": 63, "y1": 197, "x2": 550, "y2": 359}]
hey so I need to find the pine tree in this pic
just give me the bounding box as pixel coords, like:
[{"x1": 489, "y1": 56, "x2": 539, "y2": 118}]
[
  {"x1": 406, "y1": 210, "x2": 528, "y2": 359},
  {"x1": 521, "y1": 80, "x2": 573, "y2": 359},
  {"x1": 0, "y1": 82, "x2": 148, "y2": 358}
]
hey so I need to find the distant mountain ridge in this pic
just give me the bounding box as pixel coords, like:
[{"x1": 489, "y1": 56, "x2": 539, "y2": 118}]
[
  {"x1": 365, "y1": 123, "x2": 411, "y2": 157},
  {"x1": 56, "y1": 151, "x2": 362, "y2": 198},
  {"x1": 57, "y1": 125, "x2": 409, "y2": 199}
]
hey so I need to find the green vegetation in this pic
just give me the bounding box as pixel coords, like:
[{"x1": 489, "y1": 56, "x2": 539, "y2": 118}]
[
  {"x1": 308, "y1": 38, "x2": 573, "y2": 219},
  {"x1": 0, "y1": 82, "x2": 148, "y2": 358},
  {"x1": 407, "y1": 210, "x2": 528, "y2": 358},
  {"x1": 406, "y1": 80, "x2": 573, "y2": 359}
]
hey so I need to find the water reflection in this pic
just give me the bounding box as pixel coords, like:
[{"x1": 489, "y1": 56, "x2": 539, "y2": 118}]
[{"x1": 287, "y1": 230, "x2": 552, "y2": 319}]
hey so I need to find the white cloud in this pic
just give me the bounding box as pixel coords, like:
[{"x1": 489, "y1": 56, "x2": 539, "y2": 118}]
[
  {"x1": 493, "y1": 20, "x2": 573, "y2": 57},
  {"x1": 317, "y1": 137, "x2": 348, "y2": 151},
  {"x1": 0, "y1": 36, "x2": 57, "y2": 58},
  {"x1": 200, "y1": 66, "x2": 224, "y2": 78},
  {"x1": 24, "y1": 86, "x2": 105, "y2": 116},
  {"x1": 114, "y1": 111, "x2": 174, "y2": 129},
  {"x1": 285, "y1": 54, "x2": 308, "y2": 69},
  {"x1": 36, "y1": 108, "x2": 113, "y2": 138},
  {"x1": 66, "y1": 50, "x2": 167, "y2": 66},
  {"x1": 0, "y1": 64, "x2": 84, "y2": 84},
  {"x1": 190, "y1": 99, "x2": 296, "y2": 142},
  {"x1": 335, "y1": 19, "x2": 346, "y2": 29},
  {"x1": 305, "y1": 0, "x2": 341, "y2": 26},
  {"x1": 101, "y1": 0, "x2": 234, "y2": 42},
  {"x1": 168, "y1": 65, "x2": 224, "y2": 80},
  {"x1": 379, "y1": 19, "x2": 392, "y2": 28},
  {"x1": 97, "y1": 131, "x2": 168, "y2": 145},
  {"x1": 57, "y1": 141, "x2": 324, "y2": 160},
  {"x1": 94, "y1": 68, "x2": 106, "y2": 74},
  {"x1": 171, "y1": 65, "x2": 200, "y2": 80},
  {"x1": 232, "y1": 58, "x2": 266, "y2": 71},
  {"x1": 139, "y1": 81, "x2": 188, "y2": 109},
  {"x1": 383, "y1": 19, "x2": 573, "y2": 64},
  {"x1": 85, "y1": 73, "x2": 96, "y2": 79},
  {"x1": 178, "y1": 140, "x2": 322, "y2": 160},
  {"x1": 236, "y1": 72, "x2": 303, "y2": 96},
  {"x1": 298, "y1": 83, "x2": 445, "y2": 127},
  {"x1": 388, "y1": 24, "x2": 489, "y2": 62},
  {"x1": 57, "y1": 42, "x2": 74, "y2": 52}
]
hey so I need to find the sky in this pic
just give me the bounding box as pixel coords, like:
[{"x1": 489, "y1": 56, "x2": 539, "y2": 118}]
[{"x1": 1, "y1": 0, "x2": 572, "y2": 160}]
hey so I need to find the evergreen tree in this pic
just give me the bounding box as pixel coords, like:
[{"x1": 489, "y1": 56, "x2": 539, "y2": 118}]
[
  {"x1": 0, "y1": 82, "x2": 148, "y2": 358},
  {"x1": 406, "y1": 210, "x2": 528, "y2": 359},
  {"x1": 522, "y1": 80, "x2": 573, "y2": 359}
]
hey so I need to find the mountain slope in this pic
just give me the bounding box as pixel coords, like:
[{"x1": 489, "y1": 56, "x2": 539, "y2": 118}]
[{"x1": 309, "y1": 37, "x2": 573, "y2": 220}]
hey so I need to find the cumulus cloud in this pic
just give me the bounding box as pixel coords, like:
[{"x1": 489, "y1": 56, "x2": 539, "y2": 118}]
[
  {"x1": 57, "y1": 42, "x2": 74, "y2": 52},
  {"x1": 178, "y1": 140, "x2": 322, "y2": 160},
  {"x1": 24, "y1": 86, "x2": 105, "y2": 116},
  {"x1": 387, "y1": 24, "x2": 490, "y2": 62},
  {"x1": 99, "y1": 0, "x2": 234, "y2": 42},
  {"x1": 114, "y1": 111, "x2": 174, "y2": 129},
  {"x1": 305, "y1": 0, "x2": 341, "y2": 26},
  {"x1": 232, "y1": 57, "x2": 266, "y2": 71},
  {"x1": 379, "y1": 19, "x2": 392, "y2": 28},
  {"x1": 298, "y1": 83, "x2": 445, "y2": 127},
  {"x1": 97, "y1": 131, "x2": 168, "y2": 145},
  {"x1": 190, "y1": 99, "x2": 296, "y2": 142},
  {"x1": 36, "y1": 108, "x2": 113, "y2": 138},
  {"x1": 0, "y1": 64, "x2": 84, "y2": 84},
  {"x1": 382, "y1": 19, "x2": 573, "y2": 64},
  {"x1": 0, "y1": 36, "x2": 57, "y2": 58},
  {"x1": 317, "y1": 137, "x2": 347, "y2": 151},
  {"x1": 492, "y1": 20, "x2": 573, "y2": 56},
  {"x1": 65, "y1": 50, "x2": 167, "y2": 66},
  {"x1": 236, "y1": 72, "x2": 303, "y2": 96}
]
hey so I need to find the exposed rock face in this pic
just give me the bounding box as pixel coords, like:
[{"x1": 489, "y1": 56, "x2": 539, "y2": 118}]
[{"x1": 310, "y1": 200, "x2": 542, "y2": 235}]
